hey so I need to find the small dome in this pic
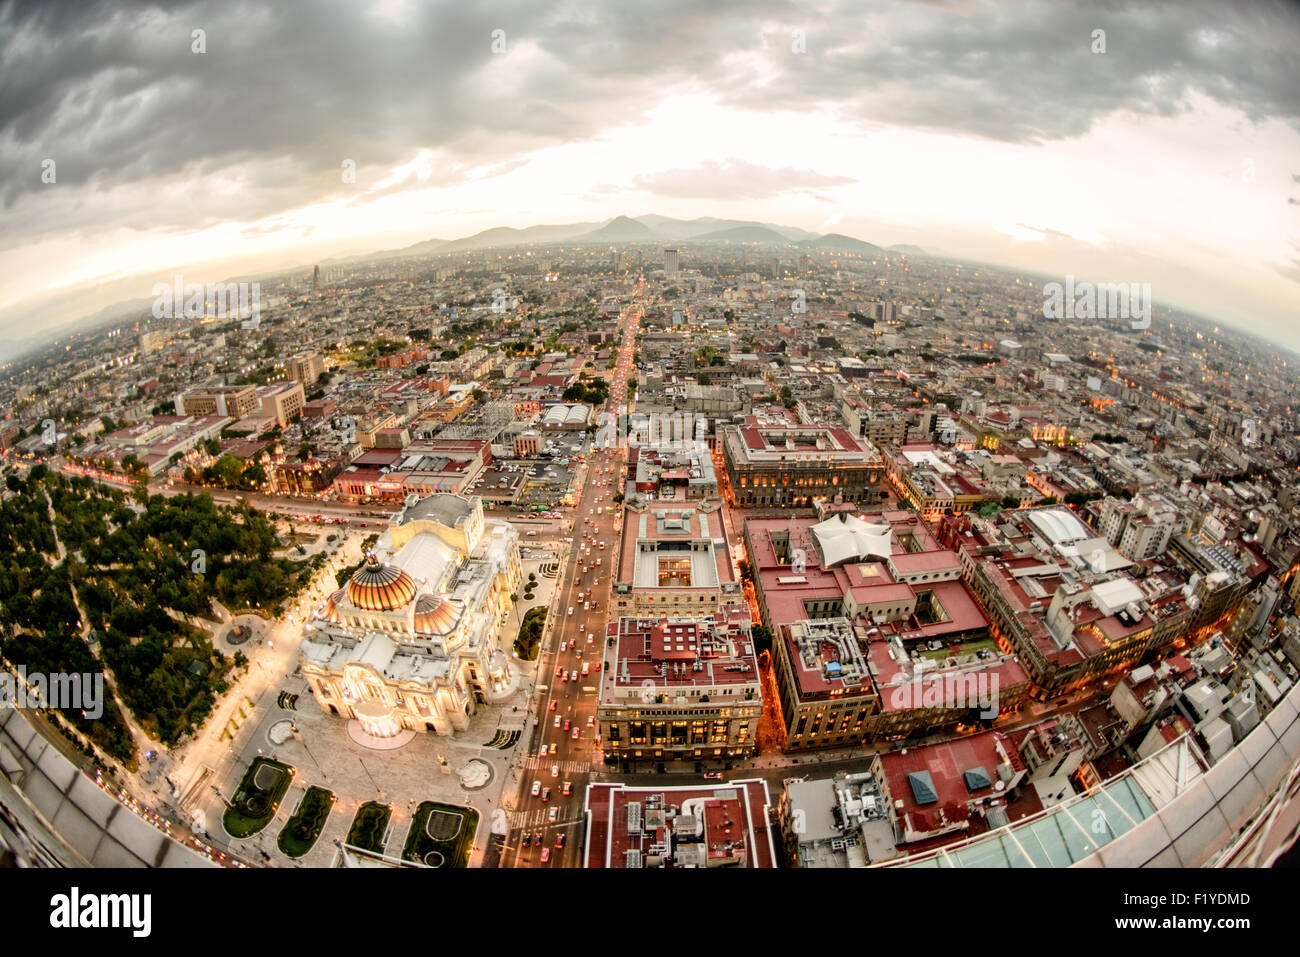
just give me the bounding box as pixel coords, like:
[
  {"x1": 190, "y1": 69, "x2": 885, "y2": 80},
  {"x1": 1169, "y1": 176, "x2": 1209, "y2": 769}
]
[
  {"x1": 413, "y1": 593, "x2": 464, "y2": 636},
  {"x1": 322, "y1": 588, "x2": 346, "y2": 623},
  {"x1": 347, "y1": 555, "x2": 418, "y2": 612}
]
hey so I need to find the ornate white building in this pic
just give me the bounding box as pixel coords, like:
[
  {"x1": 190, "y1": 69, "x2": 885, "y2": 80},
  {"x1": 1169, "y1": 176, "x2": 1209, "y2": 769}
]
[{"x1": 299, "y1": 494, "x2": 523, "y2": 737}]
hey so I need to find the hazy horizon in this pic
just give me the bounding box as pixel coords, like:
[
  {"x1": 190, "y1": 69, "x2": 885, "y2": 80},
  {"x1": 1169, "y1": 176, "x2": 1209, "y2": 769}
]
[{"x1": 2, "y1": 0, "x2": 1297, "y2": 357}]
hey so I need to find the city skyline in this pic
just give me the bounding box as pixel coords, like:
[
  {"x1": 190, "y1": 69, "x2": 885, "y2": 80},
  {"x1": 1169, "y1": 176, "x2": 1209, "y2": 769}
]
[{"x1": 1, "y1": 0, "x2": 1298, "y2": 360}]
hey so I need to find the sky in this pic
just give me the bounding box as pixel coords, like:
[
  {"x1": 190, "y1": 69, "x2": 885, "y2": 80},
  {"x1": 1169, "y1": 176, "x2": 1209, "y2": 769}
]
[{"x1": 1, "y1": 0, "x2": 1298, "y2": 359}]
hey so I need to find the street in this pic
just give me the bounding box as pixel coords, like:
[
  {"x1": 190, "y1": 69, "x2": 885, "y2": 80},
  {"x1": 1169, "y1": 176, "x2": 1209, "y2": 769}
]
[{"x1": 501, "y1": 302, "x2": 639, "y2": 867}]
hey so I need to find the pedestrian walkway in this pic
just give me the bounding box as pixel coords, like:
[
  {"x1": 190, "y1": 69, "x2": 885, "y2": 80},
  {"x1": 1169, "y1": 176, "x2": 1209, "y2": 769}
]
[
  {"x1": 519, "y1": 757, "x2": 589, "y2": 774},
  {"x1": 513, "y1": 807, "x2": 585, "y2": 828}
]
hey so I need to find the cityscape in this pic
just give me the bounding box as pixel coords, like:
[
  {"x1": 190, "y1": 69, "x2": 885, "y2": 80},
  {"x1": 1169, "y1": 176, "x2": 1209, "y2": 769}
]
[{"x1": 0, "y1": 0, "x2": 1296, "y2": 921}]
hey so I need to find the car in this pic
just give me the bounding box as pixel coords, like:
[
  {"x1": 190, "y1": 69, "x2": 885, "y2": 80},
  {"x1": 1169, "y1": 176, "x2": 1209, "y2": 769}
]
[
  {"x1": 578, "y1": 624, "x2": 585, "y2": 632},
  {"x1": 562, "y1": 781, "x2": 572, "y2": 796},
  {"x1": 570, "y1": 670, "x2": 578, "y2": 682},
  {"x1": 595, "y1": 558, "x2": 601, "y2": 566},
  {"x1": 522, "y1": 833, "x2": 531, "y2": 847},
  {"x1": 555, "y1": 665, "x2": 564, "y2": 678},
  {"x1": 549, "y1": 699, "x2": 557, "y2": 711},
  {"x1": 555, "y1": 833, "x2": 566, "y2": 850},
  {"x1": 587, "y1": 715, "x2": 595, "y2": 727},
  {"x1": 538, "y1": 746, "x2": 547, "y2": 759},
  {"x1": 581, "y1": 662, "x2": 590, "y2": 676},
  {"x1": 554, "y1": 714, "x2": 561, "y2": 727},
  {"x1": 547, "y1": 806, "x2": 558, "y2": 823},
  {"x1": 569, "y1": 639, "x2": 576, "y2": 650},
  {"x1": 549, "y1": 743, "x2": 557, "y2": 755},
  {"x1": 703, "y1": 771, "x2": 723, "y2": 779},
  {"x1": 540, "y1": 847, "x2": 550, "y2": 863},
  {"x1": 571, "y1": 727, "x2": 580, "y2": 740},
  {"x1": 531, "y1": 780, "x2": 541, "y2": 796},
  {"x1": 551, "y1": 764, "x2": 560, "y2": 778},
  {"x1": 563, "y1": 719, "x2": 571, "y2": 731},
  {"x1": 542, "y1": 787, "x2": 551, "y2": 802}
]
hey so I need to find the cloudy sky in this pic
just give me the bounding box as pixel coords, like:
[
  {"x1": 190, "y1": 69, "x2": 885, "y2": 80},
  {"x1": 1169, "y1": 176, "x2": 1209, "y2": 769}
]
[{"x1": 1, "y1": 0, "x2": 1298, "y2": 357}]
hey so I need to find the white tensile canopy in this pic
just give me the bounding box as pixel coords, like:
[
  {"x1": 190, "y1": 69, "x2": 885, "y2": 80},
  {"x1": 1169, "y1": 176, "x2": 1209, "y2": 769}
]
[{"x1": 810, "y1": 514, "x2": 894, "y2": 567}]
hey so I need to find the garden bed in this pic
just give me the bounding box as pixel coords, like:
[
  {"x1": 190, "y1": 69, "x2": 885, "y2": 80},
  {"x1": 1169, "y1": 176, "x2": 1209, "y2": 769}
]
[
  {"x1": 277, "y1": 786, "x2": 335, "y2": 858},
  {"x1": 223, "y1": 757, "x2": 292, "y2": 838},
  {"x1": 401, "y1": 801, "x2": 478, "y2": 868},
  {"x1": 345, "y1": 801, "x2": 392, "y2": 854}
]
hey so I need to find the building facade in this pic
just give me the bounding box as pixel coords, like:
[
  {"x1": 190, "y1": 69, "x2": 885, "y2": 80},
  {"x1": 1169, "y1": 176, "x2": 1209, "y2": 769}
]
[
  {"x1": 720, "y1": 421, "x2": 884, "y2": 508},
  {"x1": 598, "y1": 613, "x2": 760, "y2": 768},
  {"x1": 300, "y1": 494, "x2": 522, "y2": 737}
]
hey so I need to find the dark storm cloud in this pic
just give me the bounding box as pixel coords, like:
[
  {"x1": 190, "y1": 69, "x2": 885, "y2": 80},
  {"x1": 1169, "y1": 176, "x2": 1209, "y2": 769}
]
[
  {"x1": 723, "y1": 0, "x2": 1300, "y2": 143},
  {"x1": 0, "y1": 0, "x2": 1297, "y2": 234}
]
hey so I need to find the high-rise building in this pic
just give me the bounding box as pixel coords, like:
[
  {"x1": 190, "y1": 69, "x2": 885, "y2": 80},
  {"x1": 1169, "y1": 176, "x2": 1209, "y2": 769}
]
[
  {"x1": 312, "y1": 264, "x2": 321, "y2": 289},
  {"x1": 664, "y1": 248, "x2": 679, "y2": 277},
  {"x1": 288, "y1": 352, "x2": 324, "y2": 386}
]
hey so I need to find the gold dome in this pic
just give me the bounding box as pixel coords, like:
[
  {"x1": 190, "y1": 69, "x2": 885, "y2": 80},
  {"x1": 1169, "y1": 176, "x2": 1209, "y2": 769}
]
[
  {"x1": 413, "y1": 593, "x2": 464, "y2": 636},
  {"x1": 346, "y1": 555, "x2": 418, "y2": 612}
]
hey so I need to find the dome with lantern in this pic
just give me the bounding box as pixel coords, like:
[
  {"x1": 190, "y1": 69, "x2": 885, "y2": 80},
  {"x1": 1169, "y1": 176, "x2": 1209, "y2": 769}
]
[{"x1": 345, "y1": 554, "x2": 419, "y2": 612}]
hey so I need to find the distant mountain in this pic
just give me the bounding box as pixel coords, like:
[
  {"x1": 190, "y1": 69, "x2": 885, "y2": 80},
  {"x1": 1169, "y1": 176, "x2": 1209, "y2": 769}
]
[
  {"x1": 439, "y1": 221, "x2": 602, "y2": 252},
  {"x1": 800, "y1": 233, "x2": 883, "y2": 254},
  {"x1": 692, "y1": 225, "x2": 794, "y2": 244},
  {"x1": 392, "y1": 237, "x2": 450, "y2": 258},
  {"x1": 345, "y1": 216, "x2": 880, "y2": 261},
  {"x1": 633, "y1": 216, "x2": 819, "y2": 242},
  {"x1": 889, "y1": 244, "x2": 929, "y2": 256},
  {"x1": 575, "y1": 216, "x2": 657, "y2": 242}
]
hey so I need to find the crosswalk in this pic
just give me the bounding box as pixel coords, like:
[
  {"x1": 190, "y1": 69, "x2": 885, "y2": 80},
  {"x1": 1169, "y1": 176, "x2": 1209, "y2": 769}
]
[
  {"x1": 513, "y1": 807, "x2": 586, "y2": 829},
  {"x1": 520, "y1": 757, "x2": 590, "y2": 774}
]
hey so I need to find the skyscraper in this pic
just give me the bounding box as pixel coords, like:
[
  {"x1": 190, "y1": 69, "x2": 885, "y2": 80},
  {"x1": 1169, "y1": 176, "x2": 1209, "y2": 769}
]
[{"x1": 664, "y1": 248, "x2": 679, "y2": 277}]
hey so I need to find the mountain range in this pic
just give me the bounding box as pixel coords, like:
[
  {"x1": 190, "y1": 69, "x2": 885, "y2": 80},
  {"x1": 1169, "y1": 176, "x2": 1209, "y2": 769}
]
[{"x1": 333, "y1": 215, "x2": 924, "y2": 266}]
